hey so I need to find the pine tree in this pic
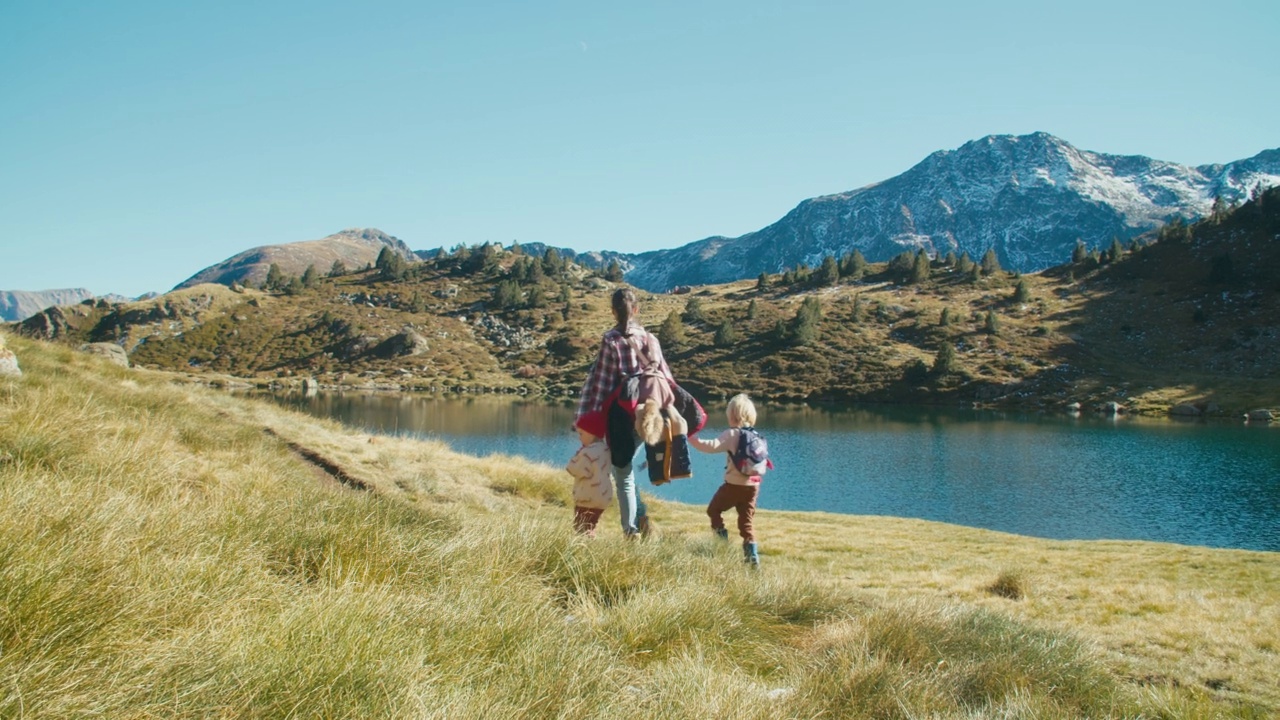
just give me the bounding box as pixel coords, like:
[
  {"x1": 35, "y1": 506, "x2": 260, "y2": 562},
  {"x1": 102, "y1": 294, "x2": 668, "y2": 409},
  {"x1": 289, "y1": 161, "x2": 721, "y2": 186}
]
[
  {"x1": 939, "y1": 307, "x2": 952, "y2": 327},
  {"x1": 264, "y1": 263, "x2": 285, "y2": 291},
  {"x1": 980, "y1": 248, "x2": 1002, "y2": 276},
  {"x1": 888, "y1": 251, "x2": 915, "y2": 280},
  {"x1": 1106, "y1": 237, "x2": 1124, "y2": 264},
  {"x1": 757, "y1": 272, "x2": 770, "y2": 291},
  {"x1": 956, "y1": 252, "x2": 974, "y2": 274},
  {"x1": 840, "y1": 250, "x2": 868, "y2": 280},
  {"x1": 682, "y1": 297, "x2": 705, "y2": 324},
  {"x1": 984, "y1": 308, "x2": 1000, "y2": 335},
  {"x1": 409, "y1": 291, "x2": 427, "y2": 313},
  {"x1": 910, "y1": 250, "x2": 931, "y2": 284},
  {"x1": 746, "y1": 298, "x2": 758, "y2": 321},
  {"x1": 1071, "y1": 240, "x2": 1087, "y2": 264},
  {"x1": 1012, "y1": 278, "x2": 1030, "y2": 303},
  {"x1": 817, "y1": 255, "x2": 839, "y2": 286},
  {"x1": 527, "y1": 285, "x2": 546, "y2": 309},
  {"x1": 376, "y1": 247, "x2": 408, "y2": 281},
  {"x1": 329, "y1": 259, "x2": 347, "y2": 277},
  {"x1": 658, "y1": 311, "x2": 686, "y2": 349},
  {"x1": 283, "y1": 275, "x2": 304, "y2": 296},
  {"x1": 492, "y1": 279, "x2": 522, "y2": 309},
  {"x1": 604, "y1": 260, "x2": 624, "y2": 282},
  {"x1": 790, "y1": 296, "x2": 822, "y2": 346},
  {"x1": 542, "y1": 248, "x2": 563, "y2": 277},
  {"x1": 714, "y1": 319, "x2": 739, "y2": 347},
  {"x1": 932, "y1": 343, "x2": 957, "y2": 376},
  {"x1": 1211, "y1": 194, "x2": 1226, "y2": 222},
  {"x1": 301, "y1": 264, "x2": 320, "y2": 289}
]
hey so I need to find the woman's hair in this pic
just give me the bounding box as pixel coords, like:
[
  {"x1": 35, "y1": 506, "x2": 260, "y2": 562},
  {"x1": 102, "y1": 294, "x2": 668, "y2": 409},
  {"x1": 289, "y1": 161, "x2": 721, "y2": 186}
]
[
  {"x1": 611, "y1": 288, "x2": 638, "y2": 331},
  {"x1": 726, "y1": 393, "x2": 757, "y2": 427}
]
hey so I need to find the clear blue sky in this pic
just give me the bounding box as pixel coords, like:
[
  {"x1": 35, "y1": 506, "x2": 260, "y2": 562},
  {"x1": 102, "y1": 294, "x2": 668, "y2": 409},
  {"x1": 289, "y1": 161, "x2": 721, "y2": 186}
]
[{"x1": 2, "y1": 0, "x2": 1276, "y2": 297}]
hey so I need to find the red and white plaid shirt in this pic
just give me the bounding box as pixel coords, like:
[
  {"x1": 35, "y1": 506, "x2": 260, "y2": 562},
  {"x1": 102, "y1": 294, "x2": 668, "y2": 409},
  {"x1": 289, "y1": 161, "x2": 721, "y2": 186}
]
[{"x1": 576, "y1": 321, "x2": 674, "y2": 420}]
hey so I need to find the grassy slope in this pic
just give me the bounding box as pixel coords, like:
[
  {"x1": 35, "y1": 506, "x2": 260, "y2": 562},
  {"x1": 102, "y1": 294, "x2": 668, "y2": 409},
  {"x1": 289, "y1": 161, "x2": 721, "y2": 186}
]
[{"x1": 1, "y1": 333, "x2": 1276, "y2": 718}]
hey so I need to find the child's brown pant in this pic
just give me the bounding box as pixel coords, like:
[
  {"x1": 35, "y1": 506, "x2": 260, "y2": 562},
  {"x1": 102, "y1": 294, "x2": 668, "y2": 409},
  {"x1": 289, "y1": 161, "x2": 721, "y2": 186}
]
[
  {"x1": 574, "y1": 506, "x2": 604, "y2": 536},
  {"x1": 707, "y1": 483, "x2": 758, "y2": 542}
]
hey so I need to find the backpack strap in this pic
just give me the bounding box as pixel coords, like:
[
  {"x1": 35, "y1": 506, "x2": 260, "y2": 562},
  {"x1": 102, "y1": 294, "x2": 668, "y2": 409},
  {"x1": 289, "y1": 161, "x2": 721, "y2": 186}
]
[{"x1": 626, "y1": 331, "x2": 662, "y2": 377}]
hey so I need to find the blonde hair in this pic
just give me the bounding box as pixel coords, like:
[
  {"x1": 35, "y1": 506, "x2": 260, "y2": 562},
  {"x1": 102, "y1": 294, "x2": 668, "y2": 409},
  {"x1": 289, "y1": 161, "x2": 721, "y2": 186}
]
[{"x1": 726, "y1": 393, "x2": 757, "y2": 428}]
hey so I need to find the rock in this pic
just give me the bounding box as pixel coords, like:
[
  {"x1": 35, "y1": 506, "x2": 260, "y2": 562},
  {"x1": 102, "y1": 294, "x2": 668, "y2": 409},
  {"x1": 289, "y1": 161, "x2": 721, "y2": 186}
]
[
  {"x1": 0, "y1": 334, "x2": 20, "y2": 377},
  {"x1": 1246, "y1": 409, "x2": 1274, "y2": 423},
  {"x1": 1097, "y1": 401, "x2": 1124, "y2": 416},
  {"x1": 1170, "y1": 404, "x2": 1201, "y2": 417},
  {"x1": 373, "y1": 329, "x2": 430, "y2": 358},
  {"x1": 1065, "y1": 402, "x2": 1081, "y2": 414},
  {"x1": 79, "y1": 342, "x2": 130, "y2": 368}
]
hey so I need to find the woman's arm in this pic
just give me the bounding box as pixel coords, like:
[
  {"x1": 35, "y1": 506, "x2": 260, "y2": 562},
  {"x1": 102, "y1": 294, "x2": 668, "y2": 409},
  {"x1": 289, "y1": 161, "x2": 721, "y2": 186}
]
[{"x1": 576, "y1": 339, "x2": 617, "y2": 419}]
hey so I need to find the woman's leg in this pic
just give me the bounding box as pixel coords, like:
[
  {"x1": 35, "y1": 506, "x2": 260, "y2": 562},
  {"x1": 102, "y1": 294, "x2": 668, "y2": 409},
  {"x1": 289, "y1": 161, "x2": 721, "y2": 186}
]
[{"x1": 607, "y1": 402, "x2": 644, "y2": 535}]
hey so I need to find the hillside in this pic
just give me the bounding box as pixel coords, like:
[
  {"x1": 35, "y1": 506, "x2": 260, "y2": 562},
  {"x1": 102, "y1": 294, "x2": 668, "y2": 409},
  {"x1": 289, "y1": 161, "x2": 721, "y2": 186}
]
[
  {"x1": 175, "y1": 228, "x2": 418, "y2": 290},
  {"x1": 1, "y1": 334, "x2": 1276, "y2": 716},
  {"x1": 9, "y1": 188, "x2": 1280, "y2": 416}
]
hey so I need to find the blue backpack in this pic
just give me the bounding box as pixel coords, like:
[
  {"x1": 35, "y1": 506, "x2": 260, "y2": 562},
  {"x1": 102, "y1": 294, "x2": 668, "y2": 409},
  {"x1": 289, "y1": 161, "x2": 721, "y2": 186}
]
[{"x1": 731, "y1": 427, "x2": 770, "y2": 477}]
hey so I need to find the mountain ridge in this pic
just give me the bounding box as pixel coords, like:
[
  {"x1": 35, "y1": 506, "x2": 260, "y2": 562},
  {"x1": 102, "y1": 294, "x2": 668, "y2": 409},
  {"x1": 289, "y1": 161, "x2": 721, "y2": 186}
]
[
  {"x1": 624, "y1": 133, "x2": 1280, "y2": 290},
  {"x1": 175, "y1": 228, "x2": 417, "y2": 290}
]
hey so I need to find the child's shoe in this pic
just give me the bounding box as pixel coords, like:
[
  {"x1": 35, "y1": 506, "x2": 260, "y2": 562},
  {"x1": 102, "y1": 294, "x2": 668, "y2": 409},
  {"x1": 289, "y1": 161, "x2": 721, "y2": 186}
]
[
  {"x1": 713, "y1": 527, "x2": 728, "y2": 540},
  {"x1": 743, "y1": 542, "x2": 760, "y2": 568}
]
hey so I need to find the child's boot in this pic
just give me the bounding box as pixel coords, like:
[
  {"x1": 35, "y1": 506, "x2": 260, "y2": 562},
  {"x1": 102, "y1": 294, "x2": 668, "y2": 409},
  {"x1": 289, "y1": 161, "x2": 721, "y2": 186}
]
[
  {"x1": 743, "y1": 541, "x2": 760, "y2": 568},
  {"x1": 713, "y1": 527, "x2": 728, "y2": 540}
]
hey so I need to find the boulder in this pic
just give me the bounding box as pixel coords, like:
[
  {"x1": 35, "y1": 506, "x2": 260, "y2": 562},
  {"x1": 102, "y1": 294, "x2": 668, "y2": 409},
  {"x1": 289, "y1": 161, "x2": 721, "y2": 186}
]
[
  {"x1": 301, "y1": 377, "x2": 320, "y2": 392},
  {"x1": 1065, "y1": 402, "x2": 1081, "y2": 414},
  {"x1": 80, "y1": 342, "x2": 130, "y2": 368},
  {"x1": 1246, "y1": 409, "x2": 1274, "y2": 423},
  {"x1": 373, "y1": 329, "x2": 430, "y2": 358},
  {"x1": 1097, "y1": 401, "x2": 1124, "y2": 416},
  {"x1": 0, "y1": 334, "x2": 20, "y2": 377},
  {"x1": 1170, "y1": 404, "x2": 1201, "y2": 417}
]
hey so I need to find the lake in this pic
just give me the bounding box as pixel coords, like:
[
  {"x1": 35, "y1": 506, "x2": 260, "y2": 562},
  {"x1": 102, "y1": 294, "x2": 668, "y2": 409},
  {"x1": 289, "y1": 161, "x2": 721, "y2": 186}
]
[{"x1": 266, "y1": 393, "x2": 1280, "y2": 552}]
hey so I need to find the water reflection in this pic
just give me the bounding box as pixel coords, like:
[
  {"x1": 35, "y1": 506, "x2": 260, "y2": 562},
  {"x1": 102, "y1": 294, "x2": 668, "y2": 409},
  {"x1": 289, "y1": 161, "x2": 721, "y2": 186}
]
[{"x1": 264, "y1": 392, "x2": 1280, "y2": 552}]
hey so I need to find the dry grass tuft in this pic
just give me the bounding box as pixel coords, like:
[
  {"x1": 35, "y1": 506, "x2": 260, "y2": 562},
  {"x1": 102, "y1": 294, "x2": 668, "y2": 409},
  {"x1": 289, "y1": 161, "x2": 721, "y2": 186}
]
[{"x1": 987, "y1": 568, "x2": 1028, "y2": 600}]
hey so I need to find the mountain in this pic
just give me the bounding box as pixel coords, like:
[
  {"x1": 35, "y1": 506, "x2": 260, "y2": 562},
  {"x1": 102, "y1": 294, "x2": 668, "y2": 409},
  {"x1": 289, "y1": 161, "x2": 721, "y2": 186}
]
[
  {"x1": 0, "y1": 288, "x2": 97, "y2": 322},
  {"x1": 625, "y1": 133, "x2": 1280, "y2": 291},
  {"x1": 176, "y1": 228, "x2": 418, "y2": 290},
  {"x1": 11, "y1": 187, "x2": 1277, "y2": 417}
]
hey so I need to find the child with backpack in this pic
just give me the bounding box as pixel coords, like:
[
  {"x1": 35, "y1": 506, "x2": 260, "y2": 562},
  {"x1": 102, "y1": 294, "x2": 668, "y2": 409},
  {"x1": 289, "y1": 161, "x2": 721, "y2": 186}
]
[
  {"x1": 565, "y1": 427, "x2": 613, "y2": 537},
  {"x1": 688, "y1": 393, "x2": 772, "y2": 567}
]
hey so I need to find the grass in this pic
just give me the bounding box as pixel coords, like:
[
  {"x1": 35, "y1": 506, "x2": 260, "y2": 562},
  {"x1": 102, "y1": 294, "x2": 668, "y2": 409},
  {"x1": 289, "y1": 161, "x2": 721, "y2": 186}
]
[{"x1": 1, "y1": 332, "x2": 1276, "y2": 718}]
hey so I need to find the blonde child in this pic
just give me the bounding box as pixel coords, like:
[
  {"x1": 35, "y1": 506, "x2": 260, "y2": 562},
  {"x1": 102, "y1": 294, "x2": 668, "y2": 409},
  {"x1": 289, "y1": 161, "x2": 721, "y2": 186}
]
[
  {"x1": 566, "y1": 428, "x2": 614, "y2": 537},
  {"x1": 688, "y1": 394, "x2": 769, "y2": 567}
]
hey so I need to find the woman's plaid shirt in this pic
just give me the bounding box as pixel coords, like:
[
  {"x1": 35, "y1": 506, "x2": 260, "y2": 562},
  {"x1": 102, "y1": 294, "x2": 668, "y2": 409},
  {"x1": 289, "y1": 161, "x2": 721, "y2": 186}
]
[{"x1": 575, "y1": 321, "x2": 674, "y2": 420}]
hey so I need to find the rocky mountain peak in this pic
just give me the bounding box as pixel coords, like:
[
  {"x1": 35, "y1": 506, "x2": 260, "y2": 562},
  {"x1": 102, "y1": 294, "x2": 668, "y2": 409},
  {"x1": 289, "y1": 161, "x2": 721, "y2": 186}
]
[{"x1": 624, "y1": 134, "x2": 1280, "y2": 291}]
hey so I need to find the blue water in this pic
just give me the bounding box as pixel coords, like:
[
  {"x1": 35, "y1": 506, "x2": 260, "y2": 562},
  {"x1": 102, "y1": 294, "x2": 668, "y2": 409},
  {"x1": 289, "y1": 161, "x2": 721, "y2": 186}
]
[{"x1": 268, "y1": 393, "x2": 1280, "y2": 552}]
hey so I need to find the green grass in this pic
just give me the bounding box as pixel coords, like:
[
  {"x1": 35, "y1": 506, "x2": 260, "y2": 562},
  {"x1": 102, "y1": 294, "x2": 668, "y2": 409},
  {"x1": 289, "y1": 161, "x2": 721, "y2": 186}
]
[{"x1": 0, "y1": 333, "x2": 1272, "y2": 717}]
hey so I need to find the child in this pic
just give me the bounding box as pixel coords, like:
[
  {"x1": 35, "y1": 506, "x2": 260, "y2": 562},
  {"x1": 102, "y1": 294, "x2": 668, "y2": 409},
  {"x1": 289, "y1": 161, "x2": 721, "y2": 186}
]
[
  {"x1": 688, "y1": 393, "x2": 770, "y2": 567},
  {"x1": 566, "y1": 428, "x2": 614, "y2": 537}
]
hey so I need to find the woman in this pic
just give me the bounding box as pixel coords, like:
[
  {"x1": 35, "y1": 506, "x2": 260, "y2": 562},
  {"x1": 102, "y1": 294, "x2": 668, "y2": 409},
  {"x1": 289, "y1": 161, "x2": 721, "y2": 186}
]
[{"x1": 575, "y1": 288, "x2": 676, "y2": 537}]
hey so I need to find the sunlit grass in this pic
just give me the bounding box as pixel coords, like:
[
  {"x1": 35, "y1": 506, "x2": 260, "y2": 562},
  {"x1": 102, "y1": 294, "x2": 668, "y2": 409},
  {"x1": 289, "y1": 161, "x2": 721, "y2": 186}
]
[{"x1": 0, "y1": 332, "x2": 1275, "y2": 717}]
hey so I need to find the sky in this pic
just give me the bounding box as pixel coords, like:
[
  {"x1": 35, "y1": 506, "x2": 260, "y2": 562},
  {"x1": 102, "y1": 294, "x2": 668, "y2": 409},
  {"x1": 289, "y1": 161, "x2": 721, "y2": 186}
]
[{"x1": 1, "y1": 0, "x2": 1277, "y2": 297}]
